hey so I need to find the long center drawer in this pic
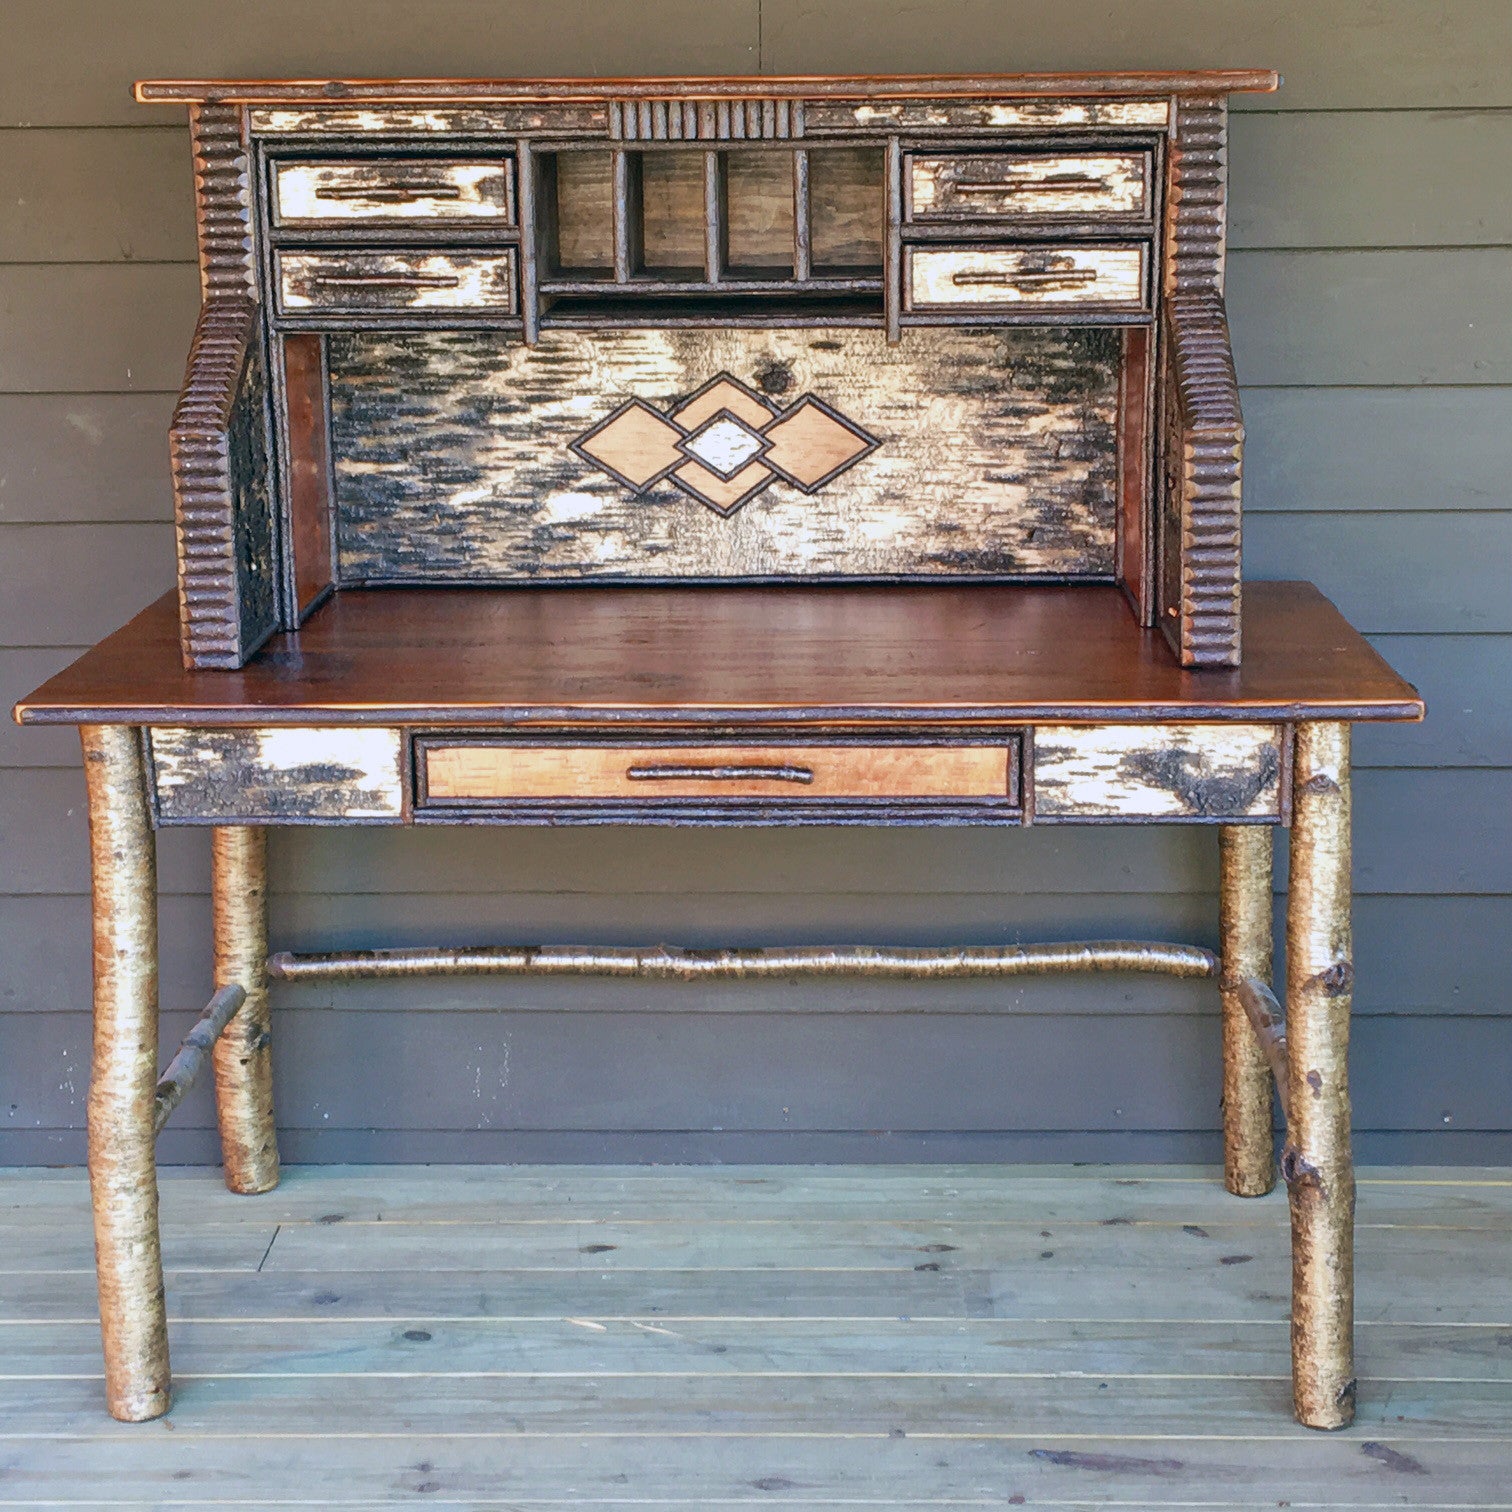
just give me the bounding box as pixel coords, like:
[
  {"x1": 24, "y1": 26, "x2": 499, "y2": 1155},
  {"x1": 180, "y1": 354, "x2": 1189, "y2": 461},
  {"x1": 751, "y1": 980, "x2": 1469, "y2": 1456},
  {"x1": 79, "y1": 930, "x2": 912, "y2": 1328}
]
[{"x1": 414, "y1": 735, "x2": 1020, "y2": 813}]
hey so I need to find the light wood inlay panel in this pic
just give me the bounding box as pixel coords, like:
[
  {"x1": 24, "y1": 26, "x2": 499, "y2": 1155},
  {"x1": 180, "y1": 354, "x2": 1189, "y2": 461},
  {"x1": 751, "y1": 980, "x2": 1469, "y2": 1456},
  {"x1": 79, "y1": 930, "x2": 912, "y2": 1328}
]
[
  {"x1": 420, "y1": 741, "x2": 1015, "y2": 802},
  {"x1": 908, "y1": 152, "x2": 1150, "y2": 221},
  {"x1": 150, "y1": 726, "x2": 403, "y2": 822},
  {"x1": 906, "y1": 245, "x2": 1148, "y2": 312},
  {"x1": 1033, "y1": 723, "x2": 1283, "y2": 820},
  {"x1": 271, "y1": 160, "x2": 514, "y2": 224},
  {"x1": 276, "y1": 251, "x2": 517, "y2": 314}
]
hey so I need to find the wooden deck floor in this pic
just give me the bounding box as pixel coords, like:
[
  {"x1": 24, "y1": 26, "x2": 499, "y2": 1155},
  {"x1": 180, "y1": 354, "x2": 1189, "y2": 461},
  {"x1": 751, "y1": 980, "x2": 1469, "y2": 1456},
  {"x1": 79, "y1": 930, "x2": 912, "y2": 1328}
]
[{"x1": 1, "y1": 1164, "x2": 1509, "y2": 1508}]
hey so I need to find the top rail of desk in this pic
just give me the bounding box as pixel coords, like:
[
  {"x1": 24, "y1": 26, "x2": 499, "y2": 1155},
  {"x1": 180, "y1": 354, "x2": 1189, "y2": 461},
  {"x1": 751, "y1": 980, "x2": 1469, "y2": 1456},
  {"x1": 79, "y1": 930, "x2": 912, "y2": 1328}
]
[{"x1": 15, "y1": 582, "x2": 1422, "y2": 729}]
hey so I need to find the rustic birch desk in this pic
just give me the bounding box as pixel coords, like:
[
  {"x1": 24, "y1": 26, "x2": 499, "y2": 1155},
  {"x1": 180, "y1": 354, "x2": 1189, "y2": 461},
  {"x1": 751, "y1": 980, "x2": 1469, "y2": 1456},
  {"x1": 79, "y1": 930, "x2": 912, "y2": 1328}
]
[{"x1": 12, "y1": 73, "x2": 1423, "y2": 1430}]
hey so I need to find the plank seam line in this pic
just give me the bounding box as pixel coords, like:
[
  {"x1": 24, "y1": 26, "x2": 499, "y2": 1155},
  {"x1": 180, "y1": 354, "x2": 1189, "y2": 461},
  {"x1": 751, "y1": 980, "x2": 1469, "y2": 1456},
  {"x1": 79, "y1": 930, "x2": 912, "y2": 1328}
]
[
  {"x1": 256, "y1": 1226, "x2": 281, "y2": 1273},
  {"x1": 4, "y1": 1429, "x2": 1511, "y2": 1442}
]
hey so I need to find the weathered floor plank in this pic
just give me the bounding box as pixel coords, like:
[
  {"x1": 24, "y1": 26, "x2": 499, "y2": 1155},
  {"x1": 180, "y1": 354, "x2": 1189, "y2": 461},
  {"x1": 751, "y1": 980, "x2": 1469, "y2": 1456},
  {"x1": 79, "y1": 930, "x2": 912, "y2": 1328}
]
[
  {"x1": 5, "y1": 1317, "x2": 1511, "y2": 1383},
  {"x1": 7, "y1": 1164, "x2": 1512, "y2": 1225},
  {"x1": 2, "y1": 1163, "x2": 1509, "y2": 1504}
]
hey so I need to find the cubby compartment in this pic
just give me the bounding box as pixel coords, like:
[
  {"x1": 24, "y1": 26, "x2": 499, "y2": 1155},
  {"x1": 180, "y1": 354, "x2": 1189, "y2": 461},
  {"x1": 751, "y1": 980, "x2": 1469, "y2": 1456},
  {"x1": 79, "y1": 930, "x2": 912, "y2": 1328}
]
[
  {"x1": 638, "y1": 151, "x2": 708, "y2": 278},
  {"x1": 724, "y1": 150, "x2": 796, "y2": 278},
  {"x1": 541, "y1": 149, "x2": 615, "y2": 278},
  {"x1": 535, "y1": 143, "x2": 884, "y2": 308},
  {"x1": 809, "y1": 146, "x2": 885, "y2": 274}
]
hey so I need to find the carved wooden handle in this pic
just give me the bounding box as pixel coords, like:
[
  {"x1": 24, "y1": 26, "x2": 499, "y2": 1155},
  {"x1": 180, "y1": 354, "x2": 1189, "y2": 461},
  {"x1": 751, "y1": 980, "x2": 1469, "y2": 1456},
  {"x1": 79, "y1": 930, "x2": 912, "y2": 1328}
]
[
  {"x1": 321, "y1": 183, "x2": 466, "y2": 201},
  {"x1": 625, "y1": 762, "x2": 816, "y2": 785},
  {"x1": 309, "y1": 272, "x2": 461, "y2": 289},
  {"x1": 949, "y1": 177, "x2": 1101, "y2": 194},
  {"x1": 950, "y1": 266, "x2": 1098, "y2": 289}
]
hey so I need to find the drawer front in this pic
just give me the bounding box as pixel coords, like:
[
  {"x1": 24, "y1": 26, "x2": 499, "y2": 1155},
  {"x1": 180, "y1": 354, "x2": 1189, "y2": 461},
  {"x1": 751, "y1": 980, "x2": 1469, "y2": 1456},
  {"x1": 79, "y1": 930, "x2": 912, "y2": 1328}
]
[
  {"x1": 271, "y1": 159, "x2": 515, "y2": 225},
  {"x1": 908, "y1": 152, "x2": 1150, "y2": 221},
  {"x1": 1032, "y1": 724, "x2": 1283, "y2": 821},
  {"x1": 905, "y1": 245, "x2": 1148, "y2": 313},
  {"x1": 150, "y1": 727, "x2": 404, "y2": 823},
  {"x1": 416, "y1": 738, "x2": 1018, "y2": 810},
  {"x1": 276, "y1": 250, "x2": 517, "y2": 313}
]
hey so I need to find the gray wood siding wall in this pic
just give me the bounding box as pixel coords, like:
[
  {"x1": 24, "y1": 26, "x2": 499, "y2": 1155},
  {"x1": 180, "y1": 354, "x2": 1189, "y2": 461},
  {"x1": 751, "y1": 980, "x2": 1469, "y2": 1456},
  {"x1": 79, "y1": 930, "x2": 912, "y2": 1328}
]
[{"x1": 3, "y1": 1, "x2": 1509, "y2": 1164}]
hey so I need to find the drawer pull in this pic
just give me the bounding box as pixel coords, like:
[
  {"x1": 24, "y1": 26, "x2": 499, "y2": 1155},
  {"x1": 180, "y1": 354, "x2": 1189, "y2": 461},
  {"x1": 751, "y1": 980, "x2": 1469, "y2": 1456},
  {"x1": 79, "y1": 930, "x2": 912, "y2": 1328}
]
[
  {"x1": 625, "y1": 762, "x2": 816, "y2": 785},
  {"x1": 950, "y1": 267, "x2": 1099, "y2": 288},
  {"x1": 309, "y1": 272, "x2": 461, "y2": 290},
  {"x1": 320, "y1": 183, "x2": 466, "y2": 201},
  {"x1": 949, "y1": 177, "x2": 1102, "y2": 194}
]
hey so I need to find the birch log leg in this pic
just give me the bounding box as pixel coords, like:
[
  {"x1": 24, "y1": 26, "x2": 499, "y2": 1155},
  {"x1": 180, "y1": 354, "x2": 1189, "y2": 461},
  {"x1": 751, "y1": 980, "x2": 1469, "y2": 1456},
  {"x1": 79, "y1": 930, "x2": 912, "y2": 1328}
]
[
  {"x1": 1284, "y1": 721, "x2": 1356, "y2": 1429},
  {"x1": 1219, "y1": 825, "x2": 1276, "y2": 1196},
  {"x1": 211, "y1": 826, "x2": 279, "y2": 1193},
  {"x1": 81, "y1": 725, "x2": 170, "y2": 1422}
]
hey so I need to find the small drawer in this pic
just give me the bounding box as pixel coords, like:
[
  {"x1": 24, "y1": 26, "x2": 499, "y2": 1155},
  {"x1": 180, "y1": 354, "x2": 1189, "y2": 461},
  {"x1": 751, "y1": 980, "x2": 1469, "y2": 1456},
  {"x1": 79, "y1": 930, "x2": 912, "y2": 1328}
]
[
  {"x1": 905, "y1": 245, "x2": 1148, "y2": 314},
  {"x1": 414, "y1": 736, "x2": 1020, "y2": 816},
  {"x1": 150, "y1": 727, "x2": 404, "y2": 824},
  {"x1": 271, "y1": 158, "x2": 515, "y2": 225},
  {"x1": 276, "y1": 250, "x2": 517, "y2": 314},
  {"x1": 1032, "y1": 724, "x2": 1284, "y2": 822},
  {"x1": 907, "y1": 152, "x2": 1151, "y2": 222}
]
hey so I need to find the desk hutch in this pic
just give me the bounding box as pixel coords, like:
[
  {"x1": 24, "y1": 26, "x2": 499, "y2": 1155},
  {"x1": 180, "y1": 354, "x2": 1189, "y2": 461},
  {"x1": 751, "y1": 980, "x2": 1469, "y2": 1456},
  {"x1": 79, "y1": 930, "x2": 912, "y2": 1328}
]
[{"x1": 13, "y1": 71, "x2": 1422, "y2": 1430}]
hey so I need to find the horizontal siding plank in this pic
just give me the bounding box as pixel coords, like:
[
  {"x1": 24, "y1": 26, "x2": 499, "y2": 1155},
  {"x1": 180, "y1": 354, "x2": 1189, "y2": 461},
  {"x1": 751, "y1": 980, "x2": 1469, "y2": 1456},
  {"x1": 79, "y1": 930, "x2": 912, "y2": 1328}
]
[
  {"x1": 1230, "y1": 110, "x2": 1512, "y2": 248},
  {"x1": 0, "y1": 523, "x2": 174, "y2": 644},
  {"x1": 4, "y1": 891, "x2": 1509, "y2": 1022},
  {"x1": 0, "y1": 264, "x2": 198, "y2": 392},
  {"x1": 1228, "y1": 249, "x2": 1512, "y2": 386},
  {"x1": 3, "y1": 1006, "x2": 1509, "y2": 1136},
  {"x1": 1357, "y1": 635, "x2": 1512, "y2": 768},
  {"x1": 0, "y1": 648, "x2": 84, "y2": 766},
  {"x1": 1242, "y1": 389, "x2": 1512, "y2": 513},
  {"x1": 0, "y1": 127, "x2": 193, "y2": 261},
  {"x1": 1244, "y1": 512, "x2": 1512, "y2": 633},
  {"x1": 759, "y1": 1, "x2": 1512, "y2": 113},
  {"x1": 0, "y1": 0, "x2": 761, "y2": 127},
  {"x1": 0, "y1": 395, "x2": 175, "y2": 524}
]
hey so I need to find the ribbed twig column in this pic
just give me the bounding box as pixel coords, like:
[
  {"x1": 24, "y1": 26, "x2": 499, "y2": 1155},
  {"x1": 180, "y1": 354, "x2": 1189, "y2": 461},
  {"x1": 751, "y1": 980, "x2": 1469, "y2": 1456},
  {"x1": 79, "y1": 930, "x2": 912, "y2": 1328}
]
[
  {"x1": 1219, "y1": 825, "x2": 1276, "y2": 1195},
  {"x1": 1284, "y1": 721, "x2": 1356, "y2": 1429},
  {"x1": 211, "y1": 826, "x2": 279, "y2": 1194},
  {"x1": 81, "y1": 724, "x2": 170, "y2": 1422}
]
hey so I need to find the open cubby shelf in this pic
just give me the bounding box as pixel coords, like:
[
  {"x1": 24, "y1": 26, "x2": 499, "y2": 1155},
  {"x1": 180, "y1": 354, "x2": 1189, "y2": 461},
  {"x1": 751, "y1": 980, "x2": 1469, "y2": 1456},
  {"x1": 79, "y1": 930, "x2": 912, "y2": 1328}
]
[{"x1": 536, "y1": 144, "x2": 885, "y2": 305}]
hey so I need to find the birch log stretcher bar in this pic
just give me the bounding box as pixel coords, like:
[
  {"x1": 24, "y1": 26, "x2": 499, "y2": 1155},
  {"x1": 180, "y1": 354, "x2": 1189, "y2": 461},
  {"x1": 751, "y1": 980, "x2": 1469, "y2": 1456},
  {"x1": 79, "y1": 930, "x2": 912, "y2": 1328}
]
[{"x1": 13, "y1": 72, "x2": 1423, "y2": 1433}]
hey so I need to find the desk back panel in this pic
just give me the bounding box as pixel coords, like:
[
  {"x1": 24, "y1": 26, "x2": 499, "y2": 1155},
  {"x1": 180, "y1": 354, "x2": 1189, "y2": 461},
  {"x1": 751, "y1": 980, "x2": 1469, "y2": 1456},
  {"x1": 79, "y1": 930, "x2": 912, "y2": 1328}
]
[{"x1": 327, "y1": 326, "x2": 1121, "y2": 583}]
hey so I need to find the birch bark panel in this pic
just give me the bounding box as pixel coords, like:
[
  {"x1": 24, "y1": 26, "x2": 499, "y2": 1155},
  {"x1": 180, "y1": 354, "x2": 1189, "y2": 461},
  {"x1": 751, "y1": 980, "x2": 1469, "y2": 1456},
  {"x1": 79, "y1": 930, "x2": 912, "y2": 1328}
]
[
  {"x1": 226, "y1": 343, "x2": 279, "y2": 655},
  {"x1": 150, "y1": 727, "x2": 404, "y2": 821},
  {"x1": 908, "y1": 152, "x2": 1150, "y2": 220},
  {"x1": 906, "y1": 246, "x2": 1148, "y2": 312},
  {"x1": 276, "y1": 252, "x2": 517, "y2": 314},
  {"x1": 328, "y1": 326, "x2": 1120, "y2": 581},
  {"x1": 249, "y1": 106, "x2": 609, "y2": 136},
  {"x1": 271, "y1": 160, "x2": 515, "y2": 224},
  {"x1": 807, "y1": 100, "x2": 1170, "y2": 132},
  {"x1": 1033, "y1": 723, "x2": 1283, "y2": 819}
]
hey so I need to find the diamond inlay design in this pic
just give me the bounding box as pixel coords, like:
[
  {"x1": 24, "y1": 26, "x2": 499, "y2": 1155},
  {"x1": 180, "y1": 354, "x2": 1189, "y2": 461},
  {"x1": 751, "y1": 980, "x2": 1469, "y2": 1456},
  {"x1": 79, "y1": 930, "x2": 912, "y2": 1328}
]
[{"x1": 570, "y1": 371, "x2": 880, "y2": 517}]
